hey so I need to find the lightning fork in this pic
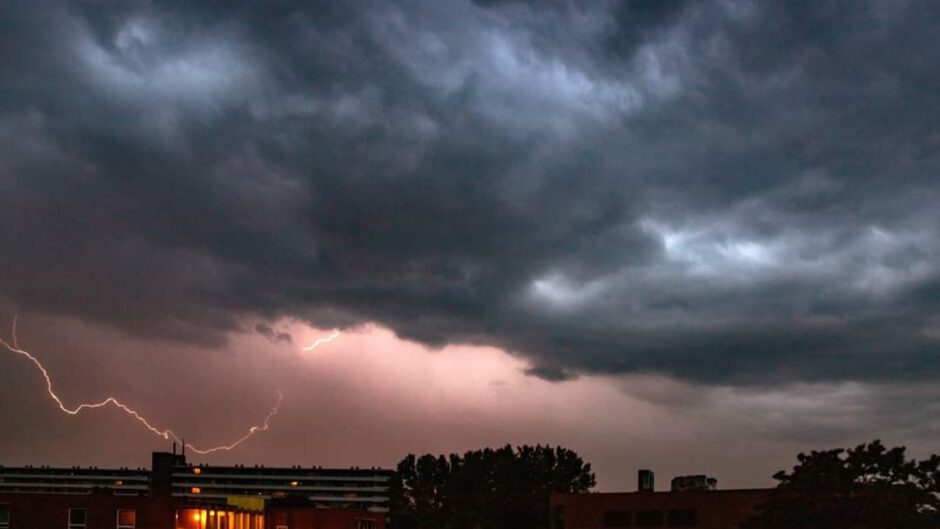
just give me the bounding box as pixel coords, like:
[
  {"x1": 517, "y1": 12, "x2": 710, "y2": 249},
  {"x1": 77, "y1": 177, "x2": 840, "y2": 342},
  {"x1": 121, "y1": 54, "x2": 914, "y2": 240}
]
[{"x1": 1, "y1": 317, "x2": 282, "y2": 455}]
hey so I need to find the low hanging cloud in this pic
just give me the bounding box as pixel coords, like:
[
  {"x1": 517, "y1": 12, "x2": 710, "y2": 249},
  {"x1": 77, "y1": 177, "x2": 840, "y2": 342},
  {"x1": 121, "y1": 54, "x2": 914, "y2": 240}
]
[
  {"x1": 1, "y1": 0, "x2": 940, "y2": 387},
  {"x1": 254, "y1": 323, "x2": 293, "y2": 345}
]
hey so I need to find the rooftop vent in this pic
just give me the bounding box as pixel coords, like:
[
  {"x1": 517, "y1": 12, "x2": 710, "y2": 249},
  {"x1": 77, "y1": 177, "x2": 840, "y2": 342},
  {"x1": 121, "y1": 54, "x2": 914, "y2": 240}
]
[{"x1": 670, "y1": 475, "x2": 717, "y2": 492}]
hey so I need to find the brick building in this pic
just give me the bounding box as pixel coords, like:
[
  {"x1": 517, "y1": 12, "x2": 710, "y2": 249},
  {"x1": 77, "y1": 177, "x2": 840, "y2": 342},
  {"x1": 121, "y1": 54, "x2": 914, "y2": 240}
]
[{"x1": 550, "y1": 471, "x2": 773, "y2": 529}]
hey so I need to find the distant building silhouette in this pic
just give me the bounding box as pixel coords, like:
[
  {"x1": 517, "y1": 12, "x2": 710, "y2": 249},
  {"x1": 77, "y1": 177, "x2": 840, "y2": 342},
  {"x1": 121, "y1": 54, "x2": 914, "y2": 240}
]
[
  {"x1": 670, "y1": 475, "x2": 718, "y2": 492},
  {"x1": 551, "y1": 469, "x2": 772, "y2": 529}
]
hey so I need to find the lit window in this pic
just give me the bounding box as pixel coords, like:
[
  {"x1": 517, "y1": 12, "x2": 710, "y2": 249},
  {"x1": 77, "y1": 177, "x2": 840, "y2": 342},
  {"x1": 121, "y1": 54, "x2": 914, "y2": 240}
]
[
  {"x1": 69, "y1": 508, "x2": 87, "y2": 529},
  {"x1": 356, "y1": 521, "x2": 375, "y2": 529},
  {"x1": 117, "y1": 509, "x2": 136, "y2": 529},
  {"x1": 193, "y1": 468, "x2": 202, "y2": 475},
  {"x1": 191, "y1": 487, "x2": 202, "y2": 494},
  {"x1": 276, "y1": 526, "x2": 288, "y2": 529},
  {"x1": 0, "y1": 504, "x2": 10, "y2": 529}
]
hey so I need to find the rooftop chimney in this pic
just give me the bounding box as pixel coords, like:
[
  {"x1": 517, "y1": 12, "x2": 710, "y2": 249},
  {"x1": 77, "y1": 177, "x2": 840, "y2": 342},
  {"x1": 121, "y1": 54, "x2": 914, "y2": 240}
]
[{"x1": 638, "y1": 469, "x2": 655, "y2": 492}]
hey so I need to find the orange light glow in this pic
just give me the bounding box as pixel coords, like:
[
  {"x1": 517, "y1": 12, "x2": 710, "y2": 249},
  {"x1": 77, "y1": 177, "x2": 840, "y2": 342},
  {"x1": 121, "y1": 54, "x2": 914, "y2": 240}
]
[
  {"x1": 114, "y1": 480, "x2": 123, "y2": 486},
  {"x1": 193, "y1": 468, "x2": 202, "y2": 475},
  {"x1": 290, "y1": 481, "x2": 298, "y2": 487},
  {"x1": 191, "y1": 487, "x2": 201, "y2": 494},
  {"x1": 193, "y1": 513, "x2": 201, "y2": 522},
  {"x1": 209, "y1": 511, "x2": 216, "y2": 516}
]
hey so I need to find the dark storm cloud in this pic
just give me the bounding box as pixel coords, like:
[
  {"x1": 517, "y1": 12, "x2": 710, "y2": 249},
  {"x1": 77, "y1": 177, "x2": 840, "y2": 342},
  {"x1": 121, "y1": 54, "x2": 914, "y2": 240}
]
[
  {"x1": 2, "y1": 0, "x2": 940, "y2": 384},
  {"x1": 522, "y1": 365, "x2": 577, "y2": 383},
  {"x1": 255, "y1": 323, "x2": 292, "y2": 345}
]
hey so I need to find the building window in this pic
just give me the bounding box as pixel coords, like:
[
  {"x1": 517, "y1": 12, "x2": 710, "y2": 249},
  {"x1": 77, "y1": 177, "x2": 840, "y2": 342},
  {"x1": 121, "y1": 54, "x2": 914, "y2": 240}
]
[
  {"x1": 0, "y1": 504, "x2": 10, "y2": 529},
  {"x1": 667, "y1": 509, "x2": 697, "y2": 527},
  {"x1": 603, "y1": 510, "x2": 632, "y2": 527},
  {"x1": 117, "y1": 509, "x2": 136, "y2": 529},
  {"x1": 356, "y1": 521, "x2": 375, "y2": 529},
  {"x1": 275, "y1": 526, "x2": 288, "y2": 529},
  {"x1": 635, "y1": 510, "x2": 664, "y2": 527},
  {"x1": 69, "y1": 508, "x2": 87, "y2": 529}
]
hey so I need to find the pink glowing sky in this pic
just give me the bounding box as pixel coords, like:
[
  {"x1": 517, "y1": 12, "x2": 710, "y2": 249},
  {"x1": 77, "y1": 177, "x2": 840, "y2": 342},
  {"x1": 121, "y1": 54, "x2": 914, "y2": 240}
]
[{"x1": 2, "y1": 312, "x2": 935, "y2": 491}]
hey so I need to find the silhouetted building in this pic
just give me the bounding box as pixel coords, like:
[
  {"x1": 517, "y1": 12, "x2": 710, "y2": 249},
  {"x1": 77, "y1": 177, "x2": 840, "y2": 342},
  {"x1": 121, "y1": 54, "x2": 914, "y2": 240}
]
[
  {"x1": 550, "y1": 470, "x2": 771, "y2": 529},
  {"x1": 0, "y1": 450, "x2": 390, "y2": 529}
]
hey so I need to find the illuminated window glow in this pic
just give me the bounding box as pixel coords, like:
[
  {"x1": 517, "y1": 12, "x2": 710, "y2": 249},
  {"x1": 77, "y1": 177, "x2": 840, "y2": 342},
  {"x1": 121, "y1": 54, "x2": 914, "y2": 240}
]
[{"x1": 117, "y1": 509, "x2": 136, "y2": 529}]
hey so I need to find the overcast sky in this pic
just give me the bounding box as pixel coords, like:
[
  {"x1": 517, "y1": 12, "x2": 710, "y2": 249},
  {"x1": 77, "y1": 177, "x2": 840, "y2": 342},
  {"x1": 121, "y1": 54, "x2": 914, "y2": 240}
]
[{"x1": 2, "y1": 0, "x2": 939, "y2": 490}]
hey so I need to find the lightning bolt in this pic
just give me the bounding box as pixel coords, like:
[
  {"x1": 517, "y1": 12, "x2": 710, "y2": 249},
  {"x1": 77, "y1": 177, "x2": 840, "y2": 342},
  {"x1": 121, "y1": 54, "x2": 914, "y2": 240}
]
[
  {"x1": 302, "y1": 329, "x2": 341, "y2": 351},
  {"x1": 185, "y1": 391, "x2": 284, "y2": 455},
  {"x1": 0, "y1": 316, "x2": 283, "y2": 455}
]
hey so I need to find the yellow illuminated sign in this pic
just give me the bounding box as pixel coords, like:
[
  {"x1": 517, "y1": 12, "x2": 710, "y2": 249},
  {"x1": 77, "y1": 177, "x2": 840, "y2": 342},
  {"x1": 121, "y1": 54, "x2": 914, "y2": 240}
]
[{"x1": 227, "y1": 495, "x2": 265, "y2": 512}]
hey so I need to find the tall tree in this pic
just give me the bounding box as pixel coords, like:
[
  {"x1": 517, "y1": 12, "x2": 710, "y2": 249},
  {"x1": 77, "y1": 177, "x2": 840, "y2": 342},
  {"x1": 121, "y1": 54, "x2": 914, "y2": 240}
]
[
  {"x1": 389, "y1": 445, "x2": 595, "y2": 529},
  {"x1": 744, "y1": 440, "x2": 940, "y2": 529}
]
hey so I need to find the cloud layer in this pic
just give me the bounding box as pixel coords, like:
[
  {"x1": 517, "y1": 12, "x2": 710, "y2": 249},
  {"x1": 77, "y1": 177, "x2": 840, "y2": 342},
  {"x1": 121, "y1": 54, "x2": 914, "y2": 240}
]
[
  {"x1": 2, "y1": 314, "x2": 937, "y2": 489},
  {"x1": 2, "y1": 0, "x2": 940, "y2": 387}
]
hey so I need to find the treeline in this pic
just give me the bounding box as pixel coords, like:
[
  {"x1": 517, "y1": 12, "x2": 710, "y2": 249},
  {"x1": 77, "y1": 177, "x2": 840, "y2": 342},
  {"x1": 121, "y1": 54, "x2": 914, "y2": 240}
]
[
  {"x1": 388, "y1": 444, "x2": 595, "y2": 529},
  {"x1": 745, "y1": 440, "x2": 940, "y2": 529}
]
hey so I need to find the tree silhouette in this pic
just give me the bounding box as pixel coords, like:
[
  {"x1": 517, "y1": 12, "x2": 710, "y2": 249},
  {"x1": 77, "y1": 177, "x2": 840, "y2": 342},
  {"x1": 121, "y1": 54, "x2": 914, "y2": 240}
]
[
  {"x1": 389, "y1": 445, "x2": 595, "y2": 529},
  {"x1": 744, "y1": 440, "x2": 940, "y2": 529}
]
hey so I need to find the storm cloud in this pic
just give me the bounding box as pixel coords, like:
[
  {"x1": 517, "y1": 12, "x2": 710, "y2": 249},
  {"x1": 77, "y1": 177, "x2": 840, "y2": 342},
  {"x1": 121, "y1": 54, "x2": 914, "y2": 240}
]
[
  {"x1": 3, "y1": 0, "x2": 940, "y2": 386},
  {"x1": 255, "y1": 322, "x2": 292, "y2": 344}
]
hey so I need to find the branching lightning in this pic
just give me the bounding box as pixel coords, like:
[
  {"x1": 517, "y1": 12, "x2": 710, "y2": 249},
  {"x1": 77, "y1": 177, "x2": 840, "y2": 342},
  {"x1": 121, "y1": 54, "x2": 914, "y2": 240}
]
[
  {"x1": 302, "y1": 329, "x2": 341, "y2": 351},
  {"x1": 0, "y1": 316, "x2": 284, "y2": 455}
]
